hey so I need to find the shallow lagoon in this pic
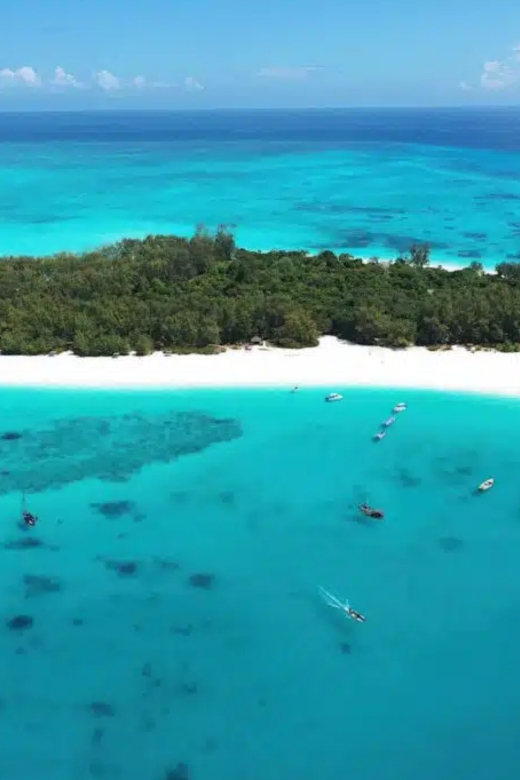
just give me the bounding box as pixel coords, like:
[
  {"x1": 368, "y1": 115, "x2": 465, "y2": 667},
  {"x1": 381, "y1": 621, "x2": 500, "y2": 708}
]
[
  {"x1": 1, "y1": 109, "x2": 520, "y2": 267},
  {"x1": 1, "y1": 386, "x2": 520, "y2": 779}
]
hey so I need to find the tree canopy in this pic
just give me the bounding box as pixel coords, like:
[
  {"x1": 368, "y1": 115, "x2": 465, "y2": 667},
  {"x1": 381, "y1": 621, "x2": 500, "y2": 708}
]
[{"x1": 0, "y1": 227, "x2": 519, "y2": 356}]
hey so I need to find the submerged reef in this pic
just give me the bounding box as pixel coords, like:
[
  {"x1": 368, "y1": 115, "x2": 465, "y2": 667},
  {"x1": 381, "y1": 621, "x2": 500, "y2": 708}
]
[
  {"x1": 164, "y1": 763, "x2": 190, "y2": 780},
  {"x1": 88, "y1": 702, "x2": 116, "y2": 718},
  {"x1": 0, "y1": 411, "x2": 241, "y2": 494},
  {"x1": 188, "y1": 573, "x2": 215, "y2": 590},
  {"x1": 3, "y1": 537, "x2": 50, "y2": 550},
  {"x1": 90, "y1": 500, "x2": 136, "y2": 518},
  {"x1": 6, "y1": 615, "x2": 34, "y2": 631},
  {"x1": 23, "y1": 574, "x2": 62, "y2": 597},
  {"x1": 438, "y1": 536, "x2": 464, "y2": 553}
]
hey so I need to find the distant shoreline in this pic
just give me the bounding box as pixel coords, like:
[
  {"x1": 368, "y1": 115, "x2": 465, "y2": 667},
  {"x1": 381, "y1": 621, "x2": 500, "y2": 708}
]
[
  {"x1": 0, "y1": 237, "x2": 480, "y2": 272},
  {"x1": 1, "y1": 337, "x2": 519, "y2": 397}
]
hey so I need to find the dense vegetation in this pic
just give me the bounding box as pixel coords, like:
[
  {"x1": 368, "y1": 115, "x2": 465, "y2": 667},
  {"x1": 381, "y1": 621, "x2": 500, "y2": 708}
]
[{"x1": 1, "y1": 227, "x2": 520, "y2": 356}]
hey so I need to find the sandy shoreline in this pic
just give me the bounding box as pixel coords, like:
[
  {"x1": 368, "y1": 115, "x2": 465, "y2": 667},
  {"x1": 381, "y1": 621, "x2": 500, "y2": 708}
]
[{"x1": 0, "y1": 337, "x2": 519, "y2": 396}]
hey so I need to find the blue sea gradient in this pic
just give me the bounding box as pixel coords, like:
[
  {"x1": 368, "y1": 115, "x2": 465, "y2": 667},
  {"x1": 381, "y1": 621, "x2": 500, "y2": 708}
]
[
  {"x1": 0, "y1": 108, "x2": 520, "y2": 267},
  {"x1": 1, "y1": 385, "x2": 520, "y2": 779}
]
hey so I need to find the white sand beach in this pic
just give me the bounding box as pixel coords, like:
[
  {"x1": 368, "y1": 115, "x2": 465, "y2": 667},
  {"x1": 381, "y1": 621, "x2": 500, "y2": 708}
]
[{"x1": 0, "y1": 337, "x2": 520, "y2": 396}]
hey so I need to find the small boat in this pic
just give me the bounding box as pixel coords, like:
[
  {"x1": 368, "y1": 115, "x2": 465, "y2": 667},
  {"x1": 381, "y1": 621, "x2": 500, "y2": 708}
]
[
  {"x1": 21, "y1": 492, "x2": 37, "y2": 527},
  {"x1": 393, "y1": 402, "x2": 407, "y2": 413},
  {"x1": 478, "y1": 478, "x2": 494, "y2": 492},
  {"x1": 359, "y1": 503, "x2": 384, "y2": 520},
  {"x1": 325, "y1": 393, "x2": 343, "y2": 403},
  {"x1": 373, "y1": 430, "x2": 386, "y2": 441},
  {"x1": 319, "y1": 587, "x2": 366, "y2": 623},
  {"x1": 348, "y1": 609, "x2": 366, "y2": 623},
  {"x1": 22, "y1": 510, "x2": 37, "y2": 527},
  {"x1": 382, "y1": 416, "x2": 396, "y2": 428}
]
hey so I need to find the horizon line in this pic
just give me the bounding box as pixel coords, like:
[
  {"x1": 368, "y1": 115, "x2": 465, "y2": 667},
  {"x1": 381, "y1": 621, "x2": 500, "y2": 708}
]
[{"x1": 0, "y1": 104, "x2": 520, "y2": 114}]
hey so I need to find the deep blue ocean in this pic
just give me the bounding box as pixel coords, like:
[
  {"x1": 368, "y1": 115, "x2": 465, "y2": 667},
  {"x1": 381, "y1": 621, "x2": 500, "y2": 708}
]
[
  {"x1": 2, "y1": 386, "x2": 520, "y2": 779},
  {"x1": 1, "y1": 108, "x2": 520, "y2": 266}
]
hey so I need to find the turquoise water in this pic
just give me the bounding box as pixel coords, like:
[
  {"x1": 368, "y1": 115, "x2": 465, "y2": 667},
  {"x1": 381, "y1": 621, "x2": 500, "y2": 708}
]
[
  {"x1": 1, "y1": 109, "x2": 520, "y2": 267},
  {"x1": 1, "y1": 385, "x2": 520, "y2": 779}
]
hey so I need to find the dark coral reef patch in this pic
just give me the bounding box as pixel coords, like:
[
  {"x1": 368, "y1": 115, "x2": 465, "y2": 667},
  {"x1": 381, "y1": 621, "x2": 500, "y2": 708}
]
[
  {"x1": 23, "y1": 574, "x2": 62, "y2": 597},
  {"x1": 90, "y1": 500, "x2": 136, "y2": 518},
  {"x1": 101, "y1": 558, "x2": 140, "y2": 577},
  {"x1": 6, "y1": 615, "x2": 34, "y2": 631},
  {"x1": 0, "y1": 410, "x2": 242, "y2": 495},
  {"x1": 188, "y1": 573, "x2": 215, "y2": 590}
]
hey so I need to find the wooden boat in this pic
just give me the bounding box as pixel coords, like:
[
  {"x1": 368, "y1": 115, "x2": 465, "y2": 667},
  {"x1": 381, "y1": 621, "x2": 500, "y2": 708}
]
[
  {"x1": 21, "y1": 492, "x2": 37, "y2": 526},
  {"x1": 318, "y1": 587, "x2": 366, "y2": 623},
  {"x1": 359, "y1": 504, "x2": 384, "y2": 520}
]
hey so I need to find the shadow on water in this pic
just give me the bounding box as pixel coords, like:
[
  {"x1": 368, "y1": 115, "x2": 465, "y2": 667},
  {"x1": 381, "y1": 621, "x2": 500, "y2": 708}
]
[{"x1": 437, "y1": 536, "x2": 465, "y2": 553}]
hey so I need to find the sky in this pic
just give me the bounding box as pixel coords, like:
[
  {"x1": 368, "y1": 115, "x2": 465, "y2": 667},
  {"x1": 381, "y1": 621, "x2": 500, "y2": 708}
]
[{"x1": 0, "y1": 0, "x2": 519, "y2": 109}]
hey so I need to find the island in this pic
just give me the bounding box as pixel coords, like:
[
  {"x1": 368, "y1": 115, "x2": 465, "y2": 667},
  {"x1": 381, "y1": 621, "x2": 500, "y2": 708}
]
[{"x1": 1, "y1": 227, "x2": 520, "y2": 357}]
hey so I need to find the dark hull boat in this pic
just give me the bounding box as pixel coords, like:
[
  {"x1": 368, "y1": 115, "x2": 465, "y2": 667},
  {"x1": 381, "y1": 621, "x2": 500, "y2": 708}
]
[{"x1": 359, "y1": 503, "x2": 384, "y2": 520}]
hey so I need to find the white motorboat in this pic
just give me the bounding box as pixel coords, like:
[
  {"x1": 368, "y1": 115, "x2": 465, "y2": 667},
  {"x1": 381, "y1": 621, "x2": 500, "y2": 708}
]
[
  {"x1": 393, "y1": 402, "x2": 407, "y2": 413},
  {"x1": 478, "y1": 478, "x2": 494, "y2": 492},
  {"x1": 382, "y1": 416, "x2": 396, "y2": 427},
  {"x1": 373, "y1": 430, "x2": 386, "y2": 441},
  {"x1": 325, "y1": 393, "x2": 343, "y2": 403}
]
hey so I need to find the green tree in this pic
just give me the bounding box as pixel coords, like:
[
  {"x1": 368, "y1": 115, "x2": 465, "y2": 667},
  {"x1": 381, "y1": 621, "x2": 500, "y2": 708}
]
[
  {"x1": 134, "y1": 335, "x2": 155, "y2": 356},
  {"x1": 408, "y1": 243, "x2": 430, "y2": 268},
  {"x1": 0, "y1": 229, "x2": 515, "y2": 356},
  {"x1": 214, "y1": 225, "x2": 236, "y2": 262},
  {"x1": 273, "y1": 309, "x2": 319, "y2": 348},
  {"x1": 496, "y1": 262, "x2": 520, "y2": 283}
]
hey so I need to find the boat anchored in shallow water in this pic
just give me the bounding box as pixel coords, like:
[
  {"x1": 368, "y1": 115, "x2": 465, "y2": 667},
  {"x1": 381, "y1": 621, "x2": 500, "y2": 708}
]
[
  {"x1": 373, "y1": 430, "x2": 386, "y2": 441},
  {"x1": 359, "y1": 503, "x2": 384, "y2": 520},
  {"x1": 382, "y1": 416, "x2": 396, "y2": 428},
  {"x1": 393, "y1": 402, "x2": 407, "y2": 413},
  {"x1": 478, "y1": 478, "x2": 494, "y2": 492},
  {"x1": 21, "y1": 492, "x2": 38, "y2": 527},
  {"x1": 325, "y1": 393, "x2": 343, "y2": 403}
]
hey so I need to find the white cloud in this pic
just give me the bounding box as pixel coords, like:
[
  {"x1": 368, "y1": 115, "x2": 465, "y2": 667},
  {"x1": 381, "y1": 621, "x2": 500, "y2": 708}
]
[
  {"x1": 0, "y1": 66, "x2": 41, "y2": 87},
  {"x1": 464, "y1": 44, "x2": 520, "y2": 92},
  {"x1": 52, "y1": 66, "x2": 82, "y2": 88},
  {"x1": 257, "y1": 66, "x2": 321, "y2": 79},
  {"x1": 480, "y1": 59, "x2": 515, "y2": 90},
  {"x1": 0, "y1": 68, "x2": 17, "y2": 84},
  {"x1": 15, "y1": 66, "x2": 40, "y2": 85},
  {"x1": 131, "y1": 75, "x2": 173, "y2": 90},
  {"x1": 0, "y1": 65, "x2": 177, "y2": 94},
  {"x1": 184, "y1": 76, "x2": 204, "y2": 91},
  {"x1": 94, "y1": 69, "x2": 120, "y2": 91}
]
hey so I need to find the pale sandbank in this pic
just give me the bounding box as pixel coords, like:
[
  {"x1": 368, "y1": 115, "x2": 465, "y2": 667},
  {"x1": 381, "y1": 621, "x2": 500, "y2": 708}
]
[{"x1": 0, "y1": 337, "x2": 519, "y2": 396}]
